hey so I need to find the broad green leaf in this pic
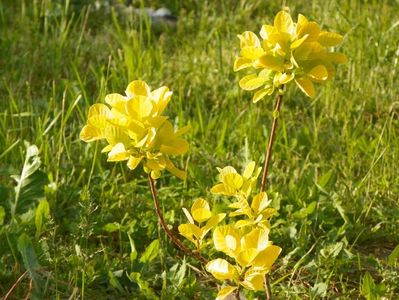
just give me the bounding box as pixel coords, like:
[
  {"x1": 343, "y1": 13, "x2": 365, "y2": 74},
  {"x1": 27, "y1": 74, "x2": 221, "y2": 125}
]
[
  {"x1": 0, "y1": 206, "x2": 5, "y2": 225},
  {"x1": 388, "y1": 244, "x2": 399, "y2": 266}
]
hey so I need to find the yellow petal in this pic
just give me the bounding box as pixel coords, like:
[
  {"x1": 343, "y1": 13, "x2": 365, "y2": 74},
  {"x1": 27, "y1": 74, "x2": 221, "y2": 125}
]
[
  {"x1": 239, "y1": 74, "x2": 268, "y2": 91},
  {"x1": 257, "y1": 54, "x2": 284, "y2": 72},
  {"x1": 295, "y1": 78, "x2": 315, "y2": 98},
  {"x1": 233, "y1": 57, "x2": 252, "y2": 72},
  {"x1": 318, "y1": 31, "x2": 343, "y2": 47},
  {"x1": 206, "y1": 259, "x2": 238, "y2": 280},
  {"x1": 107, "y1": 143, "x2": 130, "y2": 162},
  {"x1": 308, "y1": 65, "x2": 328, "y2": 81},
  {"x1": 125, "y1": 80, "x2": 150, "y2": 98},
  {"x1": 127, "y1": 156, "x2": 142, "y2": 170},
  {"x1": 80, "y1": 124, "x2": 103, "y2": 142},
  {"x1": 216, "y1": 286, "x2": 238, "y2": 300},
  {"x1": 274, "y1": 10, "x2": 294, "y2": 34}
]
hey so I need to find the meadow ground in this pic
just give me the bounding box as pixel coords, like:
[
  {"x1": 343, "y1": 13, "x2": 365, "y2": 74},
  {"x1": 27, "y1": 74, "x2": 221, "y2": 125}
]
[{"x1": 0, "y1": 0, "x2": 398, "y2": 299}]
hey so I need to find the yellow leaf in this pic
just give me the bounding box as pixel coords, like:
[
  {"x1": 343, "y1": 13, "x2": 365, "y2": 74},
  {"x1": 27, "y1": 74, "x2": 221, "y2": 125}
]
[
  {"x1": 252, "y1": 245, "x2": 282, "y2": 268},
  {"x1": 182, "y1": 207, "x2": 194, "y2": 224},
  {"x1": 105, "y1": 93, "x2": 126, "y2": 111},
  {"x1": 326, "y1": 52, "x2": 348, "y2": 64},
  {"x1": 80, "y1": 124, "x2": 103, "y2": 142},
  {"x1": 236, "y1": 248, "x2": 259, "y2": 267},
  {"x1": 241, "y1": 269, "x2": 266, "y2": 291},
  {"x1": 274, "y1": 10, "x2": 294, "y2": 34},
  {"x1": 243, "y1": 161, "x2": 256, "y2": 179},
  {"x1": 240, "y1": 46, "x2": 264, "y2": 60},
  {"x1": 318, "y1": 31, "x2": 343, "y2": 47},
  {"x1": 239, "y1": 74, "x2": 268, "y2": 91},
  {"x1": 107, "y1": 143, "x2": 130, "y2": 162},
  {"x1": 242, "y1": 228, "x2": 270, "y2": 251},
  {"x1": 160, "y1": 139, "x2": 189, "y2": 155},
  {"x1": 191, "y1": 198, "x2": 211, "y2": 223},
  {"x1": 257, "y1": 54, "x2": 284, "y2": 72},
  {"x1": 206, "y1": 259, "x2": 238, "y2": 280},
  {"x1": 237, "y1": 31, "x2": 261, "y2": 48},
  {"x1": 308, "y1": 65, "x2": 328, "y2": 81},
  {"x1": 202, "y1": 213, "x2": 226, "y2": 238},
  {"x1": 295, "y1": 78, "x2": 315, "y2": 98},
  {"x1": 165, "y1": 159, "x2": 187, "y2": 180},
  {"x1": 290, "y1": 34, "x2": 309, "y2": 49},
  {"x1": 297, "y1": 21, "x2": 320, "y2": 41},
  {"x1": 251, "y1": 192, "x2": 270, "y2": 214},
  {"x1": 213, "y1": 225, "x2": 240, "y2": 257},
  {"x1": 150, "y1": 86, "x2": 172, "y2": 115},
  {"x1": 216, "y1": 286, "x2": 238, "y2": 300},
  {"x1": 210, "y1": 183, "x2": 227, "y2": 195},
  {"x1": 233, "y1": 57, "x2": 252, "y2": 72},
  {"x1": 259, "y1": 24, "x2": 276, "y2": 40},
  {"x1": 279, "y1": 73, "x2": 295, "y2": 84},
  {"x1": 127, "y1": 156, "x2": 142, "y2": 170},
  {"x1": 125, "y1": 80, "x2": 150, "y2": 98},
  {"x1": 252, "y1": 87, "x2": 274, "y2": 103}
]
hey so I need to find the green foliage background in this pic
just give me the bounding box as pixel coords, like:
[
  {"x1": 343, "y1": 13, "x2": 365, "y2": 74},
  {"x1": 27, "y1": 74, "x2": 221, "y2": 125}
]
[{"x1": 0, "y1": 0, "x2": 398, "y2": 299}]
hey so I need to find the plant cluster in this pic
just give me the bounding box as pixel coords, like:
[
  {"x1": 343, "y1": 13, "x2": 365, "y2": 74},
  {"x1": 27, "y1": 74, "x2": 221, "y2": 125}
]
[{"x1": 78, "y1": 9, "x2": 346, "y2": 300}]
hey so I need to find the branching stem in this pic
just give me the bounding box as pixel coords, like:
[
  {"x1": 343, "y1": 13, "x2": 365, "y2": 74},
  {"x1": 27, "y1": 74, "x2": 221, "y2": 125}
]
[{"x1": 148, "y1": 174, "x2": 208, "y2": 264}]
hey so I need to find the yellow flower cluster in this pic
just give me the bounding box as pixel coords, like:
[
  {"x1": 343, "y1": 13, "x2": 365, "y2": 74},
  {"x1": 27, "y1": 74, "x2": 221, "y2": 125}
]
[
  {"x1": 80, "y1": 80, "x2": 189, "y2": 179},
  {"x1": 234, "y1": 10, "x2": 347, "y2": 102}
]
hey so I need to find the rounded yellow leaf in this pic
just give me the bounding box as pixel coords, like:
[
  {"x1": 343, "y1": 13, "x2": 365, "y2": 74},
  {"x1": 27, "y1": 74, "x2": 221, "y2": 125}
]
[
  {"x1": 191, "y1": 198, "x2": 211, "y2": 223},
  {"x1": 213, "y1": 225, "x2": 240, "y2": 257},
  {"x1": 239, "y1": 74, "x2": 268, "y2": 91},
  {"x1": 240, "y1": 46, "x2": 265, "y2": 60},
  {"x1": 233, "y1": 57, "x2": 252, "y2": 72},
  {"x1": 274, "y1": 10, "x2": 294, "y2": 34},
  {"x1": 107, "y1": 143, "x2": 130, "y2": 162},
  {"x1": 295, "y1": 78, "x2": 315, "y2": 98},
  {"x1": 125, "y1": 80, "x2": 150, "y2": 98},
  {"x1": 243, "y1": 161, "x2": 256, "y2": 179},
  {"x1": 237, "y1": 31, "x2": 261, "y2": 48},
  {"x1": 241, "y1": 269, "x2": 266, "y2": 291},
  {"x1": 252, "y1": 245, "x2": 282, "y2": 268},
  {"x1": 308, "y1": 65, "x2": 328, "y2": 81},
  {"x1": 252, "y1": 87, "x2": 274, "y2": 103},
  {"x1": 256, "y1": 54, "x2": 285, "y2": 72},
  {"x1": 318, "y1": 31, "x2": 343, "y2": 47},
  {"x1": 127, "y1": 156, "x2": 142, "y2": 170},
  {"x1": 206, "y1": 259, "x2": 238, "y2": 281},
  {"x1": 80, "y1": 124, "x2": 103, "y2": 142}
]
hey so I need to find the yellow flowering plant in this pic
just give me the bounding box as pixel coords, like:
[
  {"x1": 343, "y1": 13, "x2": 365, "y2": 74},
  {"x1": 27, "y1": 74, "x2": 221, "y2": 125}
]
[
  {"x1": 80, "y1": 80, "x2": 189, "y2": 179},
  {"x1": 234, "y1": 10, "x2": 346, "y2": 101},
  {"x1": 80, "y1": 8, "x2": 345, "y2": 300}
]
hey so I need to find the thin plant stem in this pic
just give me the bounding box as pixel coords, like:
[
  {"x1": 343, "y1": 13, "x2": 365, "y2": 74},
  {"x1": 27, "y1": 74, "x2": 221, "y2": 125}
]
[
  {"x1": 233, "y1": 287, "x2": 240, "y2": 300},
  {"x1": 260, "y1": 90, "x2": 284, "y2": 193},
  {"x1": 3, "y1": 270, "x2": 28, "y2": 300},
  {"x1": 148, "y1": 174, "x2": 208, "y2": 264},
  {"x1": 260, "y1": 89, "x2": 284, "y2": 300}
]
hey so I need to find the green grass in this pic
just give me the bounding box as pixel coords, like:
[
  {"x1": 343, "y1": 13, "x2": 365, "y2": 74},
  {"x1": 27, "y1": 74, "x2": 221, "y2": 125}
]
[{"x1": 1, "y1": 0, "x2": 398, "y2": 299}]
